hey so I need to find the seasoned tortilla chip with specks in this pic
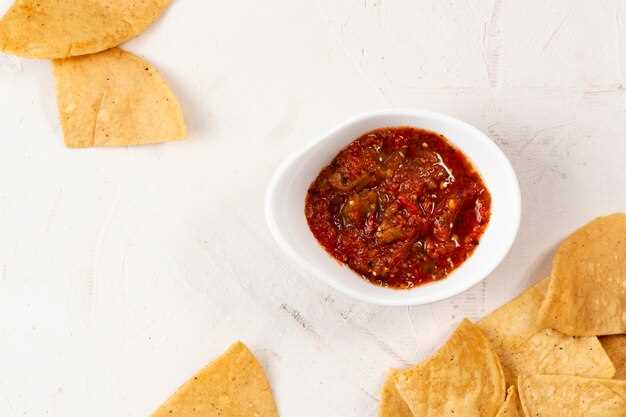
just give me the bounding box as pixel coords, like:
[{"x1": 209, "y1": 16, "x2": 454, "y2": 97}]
[
  {"x1": 0, "y1": 0, "x2": 171, "y2": 59},
  {"x1": 53, "y1": 47, "x2": 186, "y2": 148},
  {"x1": 518, "y1": 374, "x2": 626, "y2": 417},
  {"x1": 538, "y1": 213, "x2": 626, "y2": 336},
  {"x1": 395, "y1": 319, "x2": 506, "y2": 417},
  {"x1": 151, "y1": 341, "x2": 278, "y2": 417},
  {"x1": 479, "y1": 278, "x2": 614, "y2": 384}
]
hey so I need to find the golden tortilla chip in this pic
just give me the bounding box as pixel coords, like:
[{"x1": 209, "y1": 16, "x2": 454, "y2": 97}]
[
  {"x1": 538, "y1": 213, "x2": 626, "y2": 336},
  {"x1": 601, "y1": 335, "x2": 626, "y2": 379},
  {"x1": 151, "y1": 341, "x2": 278, "y2": 417},
  {"x1": 521, "y1": 328, "x2": 615, "y2": 378},
  {"x1": 518, "y1": 374, "x2": 626, "y2": 417},
  {"x1": 378, "y1": 369, "x2": 412, "y2": 417},
  {"x1": 53, "y1": 47, "x2": 186, "y2": 148},
  {"x1": 395, "y1": 319, "x2": 505, "y2": 417},
  {"x1": 494, "y1": 386, "x2": 520, "y2": 417},
  {"x1": 479, "y1": 278, "x2": 615, "y2": 384},
  {"x1": 0, "y1": 0, "x2": 171, "y2": 59},
  {"x1": 480, "y1": 279, "x2": 550, "y2": 341}
]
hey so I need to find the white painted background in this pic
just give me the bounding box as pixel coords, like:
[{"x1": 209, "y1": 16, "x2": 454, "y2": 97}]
[{"x1": 1, "y1": 1, "x2": 625, "y2": 416}]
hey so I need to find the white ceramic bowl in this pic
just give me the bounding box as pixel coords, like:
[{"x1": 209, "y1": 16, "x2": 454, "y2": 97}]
[{"x1": 265, "y1": 109, "x2": 521, "y2": 306}]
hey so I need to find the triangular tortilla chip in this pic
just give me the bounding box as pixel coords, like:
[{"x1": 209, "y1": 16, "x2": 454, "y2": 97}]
[
  {"x1": 151, "y1": 341, "x2": 278, "y2": 417},
  {"x1": 378, "y1": 369, "x2": 412, "y2": 417},
  {"x1": 518, "y1": 375, "x2": 626, "y2": 417},
  {"x1": 494, "y1": 386, "x2": 521, "y2": 417},
  {"x1": 53, "y1": 47, "x2": 186, "y2": 148},
  {"x1": 0, "y1": 0, "x2": 171, "y2": 59},
  {"x1": 538, "y1": 213, "x2": 626, "y2": 336},
  {"x1": 601, "y1": 335, "x2": 626, "y2": 379},
  {"x1": 395, "y1": 319, "x2": 505, "y2": 417},
  {"x1": 480, "y1": 279, "x2": 551, "y2": 341},
  {"x1": 479, "y1": 278, "x2": 615, "y2": 384}
]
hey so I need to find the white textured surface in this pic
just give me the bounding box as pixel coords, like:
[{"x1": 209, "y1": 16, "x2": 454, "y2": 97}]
[{"x1": 0, "y1": 1, "x2": 625, "y2": 416}]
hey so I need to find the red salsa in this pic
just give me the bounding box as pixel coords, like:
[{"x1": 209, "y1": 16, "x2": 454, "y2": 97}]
[{"x1": 305, "y1": 127, "x2": 491, "y2": 289}]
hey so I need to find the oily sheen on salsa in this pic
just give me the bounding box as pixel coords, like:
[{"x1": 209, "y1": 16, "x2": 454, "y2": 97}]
[{"x1": 305, "y1": 127, "x2": 491, "y2": 289}]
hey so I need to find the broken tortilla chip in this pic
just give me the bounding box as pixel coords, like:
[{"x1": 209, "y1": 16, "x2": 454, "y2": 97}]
[
  {"x1": 151, "y1": 341, "x2": 278, "y2": 417},
  {"x1": 518, "y1": 374, "x2": 626, "y2": 417},
  {"x1": 0, "y1": 0, "x2": 171, "y2": 59},
  {"x1": 395, "y1": 319, "x2": 505, "y2": 417},
  {"x1": 538, "y1": 213, "x2": 626, "y2": 336},
  {"x1": 378, "y1": 369, "x2": 412, "y2": 417},
  {"x1": 479, "y1": 278, "x2": 615, "y2": 384},
  {"x1": 495, "y1": 386, "x2": 521, "y2": 417},
  {"x1": 53, "y1": 47, "x2": 186, "y2": 148},
  {"x1": 601, "y1": 335, "x2": 626, "y2": 380}
]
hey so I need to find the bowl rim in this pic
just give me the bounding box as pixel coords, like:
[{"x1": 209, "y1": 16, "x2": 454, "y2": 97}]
[{"x1": 265, "y1": 108, "x2": 522, "y2": 306}]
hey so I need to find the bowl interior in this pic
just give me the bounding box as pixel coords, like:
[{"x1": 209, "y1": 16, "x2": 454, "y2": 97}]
[{"x1": 266, "y1": 110, "x2": 520, "y2": 305}]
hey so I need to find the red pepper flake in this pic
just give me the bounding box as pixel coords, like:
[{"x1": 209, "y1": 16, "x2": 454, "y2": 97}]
[{"x1": 398, "y1": 194, "x2": 419, "y2": 214}]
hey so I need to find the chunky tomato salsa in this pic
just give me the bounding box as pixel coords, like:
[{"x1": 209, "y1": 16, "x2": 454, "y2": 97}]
[{"x1": 305, "y1": 127, "x2": 491, "y2": 289}]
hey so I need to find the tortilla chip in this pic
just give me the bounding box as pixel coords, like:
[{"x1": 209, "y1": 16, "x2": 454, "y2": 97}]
[
  {"x1": 378, "y1": 369, "x2": 412, "y2": 417},
  {"x1": 480, "y1": 278, "x2": 550, "y2": 341},
  {"x1": 601, "y1": 335, "x2": 626, "y2": 379},
  {"x1": 494, "y1": 386, "x2": 521, "y2": 417},
  {"x1": 479, "y1": 278, "x2": 615, "y2": 384},
  {"x1": 521, "y1": 328, "x2": 614, "y2": 377},
  {"x1": 518, "y1": 374, "x2": 626, "y2": 417},
  {"x1": 395, "y1": 319, "x2": 505, "y2": 417},
  {"x1": 0, "y1": 0, "x2": 171, "y2": 59},
  {"x1": 538, "y1": 213, "x2": 626, "y2": 336},
  {"x1": 53, "y1": 47, "x2": 186, "y2": 148},
  {"x1": 151, "y1": 341, "x2": 278, "y2": 417}
]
